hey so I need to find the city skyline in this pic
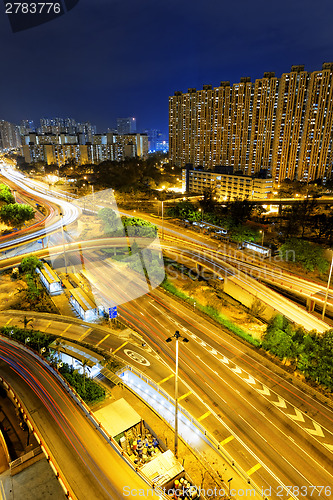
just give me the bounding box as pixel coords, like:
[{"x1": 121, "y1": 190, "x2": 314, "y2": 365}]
[{"x1": 1, "y1": 0, "x2": 333, "y2": 135}]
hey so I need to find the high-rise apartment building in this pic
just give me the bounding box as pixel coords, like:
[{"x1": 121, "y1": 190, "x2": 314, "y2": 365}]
[
  {"x1": 0, "y1": 120, "x2": 21, "y2": 150},
  {"x1": 169, "y1": 63, "x2": 333, "y2": 184},
  {"x1": 117, "y1": 117, "x2": 136, "y2": 135},
  {"x1": 21, "y1": 132, "x2": 148, "y2": 166}
]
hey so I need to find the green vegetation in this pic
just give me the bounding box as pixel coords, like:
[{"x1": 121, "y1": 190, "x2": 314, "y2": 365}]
[
  {"x1": 280, "y1": 239, "x2": 329, "y2": 273},
  {"x1": 97, "y1": 207, "x2": 121, "y2": 235},
  {"x1": 123, "y1": 216, "x2": 157, "y2": 238},
  {"x1": 0, "y1": 184, "x2": 15, "y2": 204},
  {"x1": 0, "y1": 203, "x2": 34, "y2": 228},
  {"x1": 167, "y1": 198, "x2": 260, "y2": 244},
  {"x1": 20, "y1": 255, "x2": 45, "y2": 304},
  {"x1": 1, "y1": 324, "x2": 55, "y2": 351},
  {"x1": 161, "y1": 278, "x2": 260, "y2": 347},
  {"x1": 21, "y1": 255, "x2": 43, "y2": 275},
  {"x1": 262, "y1": 314, "x2": 333, "y2": 390},
  {"x1": 0, "y1": 325, "x2": 105, "y2": 403},
  {"x1": 59, "y1": 363, "x2": 105, "y2": 404}
]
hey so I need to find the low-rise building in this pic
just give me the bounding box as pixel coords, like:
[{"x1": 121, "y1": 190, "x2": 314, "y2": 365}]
[
  {"x1": 37, "y1": 262, "x2": 63, "y2": 295},
  {"x1": 69, "y1": 287, "x2": 102, "y2": 322},
  {"x1": 182, "y1": 167, "x2": 273, "y2": 200}
]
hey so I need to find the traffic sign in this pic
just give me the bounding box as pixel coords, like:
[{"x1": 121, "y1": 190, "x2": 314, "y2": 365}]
[{"x1": 109, "y1": 306, "x2": 117, "y2": 319}]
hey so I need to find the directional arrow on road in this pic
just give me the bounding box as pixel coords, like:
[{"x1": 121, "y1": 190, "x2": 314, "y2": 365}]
[
  {"x1": 305, "y1": 422, "x2": 325, "y2": 438},
  {"x1": 231, "y1": 366, "x2": 242, "y2": 374},
  {"x1": 272, "y1": 396, "x2": 287, "y2": 409},
  {"x1": 256, "y1": 385, "x2": 271, "y2": 396},
  {"x1": 244, "y1": 375, "x2": 256, "y2": 385},
  {"x1": 287, "y1": 409, "x2": 305, "y2": 422}
]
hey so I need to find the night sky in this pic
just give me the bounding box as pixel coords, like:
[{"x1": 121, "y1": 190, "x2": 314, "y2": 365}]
[{"x1": 1, "y1": 0, "x2": 333, "y2": 135}]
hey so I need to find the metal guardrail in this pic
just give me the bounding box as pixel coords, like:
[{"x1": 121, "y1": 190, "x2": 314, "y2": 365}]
[
  {"x1": 10, "y1": 446, "x2": 42, "y2": 470},
  {"x1": 0, "y1": 337, "x2": 170, "y2": 500}
]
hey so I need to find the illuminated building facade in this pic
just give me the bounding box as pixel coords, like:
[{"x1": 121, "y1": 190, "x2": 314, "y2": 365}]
[{"x1": 170, "y1": 63, "x2": 333, "y2": 184}]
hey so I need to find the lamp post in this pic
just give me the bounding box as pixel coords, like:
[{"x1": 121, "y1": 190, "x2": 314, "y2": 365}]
[
  {"x1": 165, "y1": 331, "x2": 189, "y2": 459},
  {"x1": 322, "y1": 251, "x2": 333, "y2": 321},
  {"x1": 161, "y1": 200, "x2": 164, "y2": 240},
  {"x1": 198, "y1": 208, "x2": 203, "y2": 232},
  {"x1": 259, "y1": 230, "x2": 264, "y2": 247},
  {"x1": 228, "y1": 478, "x2": 233, "y2": 497},
  {"x1": 59, "y1": 212, "x2": 68, "y2": 274}
]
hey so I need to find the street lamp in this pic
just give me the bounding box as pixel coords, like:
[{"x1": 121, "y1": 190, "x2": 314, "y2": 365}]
[
  {"x1": 161, "y1": 200, "x2": 164, "y2": 240},
  {"x1": 59, "y1": 212, "x2": 68, "y2": 274},
  {"x1": 322, "y1": 251, "x2": 333, "y2": 321},
  {"x1": 259, "y1": 230, "x2": 264, "y2": 247},
  {"x1": 165, "y1": 331, "x2": 189, "y2": 459},
  {"x1": 228, "y1": 478, "x2": 233, "y2": 497}
]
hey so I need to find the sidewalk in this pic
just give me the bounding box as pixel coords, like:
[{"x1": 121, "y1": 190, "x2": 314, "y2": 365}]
[{"x1": 0, "y1": 458, "x2": 66, "y2": 500}]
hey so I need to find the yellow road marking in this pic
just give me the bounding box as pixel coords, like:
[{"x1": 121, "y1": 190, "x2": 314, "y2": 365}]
[
  {"x1": 79, "y1": 327, "x2": 92, "y2": 341},
  {"x1": 247, "y1": 463, "x2": 262, "y2": 476},
  {"x1": 198, "y1": 410, "x2": 211, "y2": 422},
  {"x1": 60, "y1": 324, "x2": 72, "y2": 336},
  {"x1": 96, "y1": 333, "x2": 110, "y2": 347},
  {"x1": 157, "y1": 374, "x2": 174, "y2": 385},
  {"x1": 178, "y1": 390, "x2": 192, "y2": 401},
  {"x1": 43, "y1": 321, "x2": 52, "y2": 332},
  {"x1": 0, "y1": 480, "x2": 5, "y2": 500},
  {"x1": 112, "y1": 341, "x2": 128, "y2": 354},
  {"x1": 4, "y1": 318, "x2": 13, "y2": 326},
  {"x1": 220, "y1": 435, "x2": 234, "y2": 446}
]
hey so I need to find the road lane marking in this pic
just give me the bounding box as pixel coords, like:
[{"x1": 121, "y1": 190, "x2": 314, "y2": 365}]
[
  {"x1": 96, "y1": 333, "x2": 110, "y2": 347},
  {"x1": 0, "y1": 481, "x2": 5, "y2": 500},
  {"x1": 61, "y1": 324, "x2": 72, "y2": 336},
  {"x1": 220, "y1": 435, "x2": 234, "y2": 446},
  {"x1": 256, "y1": 385, "x2": 270, "y2": 396},
  {"x1": 43, "y1": 321, "x2": 52, "y2": 332},
  {"x1": 113, "y1": 341, "x2": 128, "y2": 354},
  {"x1": 287, "y1": 409, "x2": 305, "y2": 422},
  {"x1": 305, "y1": 422, "x2": 324, "y2": 438},
  {"x1": 157, "y1": 374, "x2": 174, "y2": 385},
  {"x1": 324, "y1": 443, "x2": 333, "y2": 452},
  {"x1": 272, "y1": 396, "x2": 287, "y2": 409},
  {"x1": 79, "y1": 327, "x2": 93, "y2": 341},
  {"x1": 178, "y1": 390, "x2": 192, "y2": 401},
  {"x1": 4, "y1": 318, "x2": 12, "y2": 326},
  {"x1": 198, "y1": 410, "x2": 211, "y2": 422},
  {"x1": 247, "y1": 463, "x2": 262, "y2": 476}
]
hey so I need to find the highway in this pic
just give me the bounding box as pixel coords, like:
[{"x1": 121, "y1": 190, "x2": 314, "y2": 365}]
[
  {"x1": 0, "y1": 337, "x2": 160, "y2": 500},
  {"x1": 0, "y1": 166, "x2": 80, "y2": 252},
  {"x1": 1, "y1": 168, "x2": 333, "y2": 497}
]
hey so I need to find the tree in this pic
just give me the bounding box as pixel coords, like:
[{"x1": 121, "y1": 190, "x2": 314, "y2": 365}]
[
  {"x1": 20, "y1": 316, "x2": 34, "y2": 329},
  {"x1": 97, "y1": 207, "x2": 122, "y2": 235},
  {"x1": 226, "y1": 199, "x2": 254, "y2": 225},
  {"x1": 20, "y1": 256, "x2": 44, "y2": 304},
  {"x1": 248, "y1": 297, "x2": 266, "y2": 320},
  {"x1": 0, "y1": 184, "x2": 15, "y2": 205},
  {"x1": 167, "y1": 200, "x2": 200, "y2": 221},
  {"x1": 122, "y1": 217, "x2": 157, "y2": 238},
  {"x1": 280, "y1": 239, "x2": 329, "y2": 273},
  {"x1": 21, "y1": 255, "x2": 43, "y2": 275},
  {"x1": 0, "y1": 203, "x2": 34, "y2": 228}
]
